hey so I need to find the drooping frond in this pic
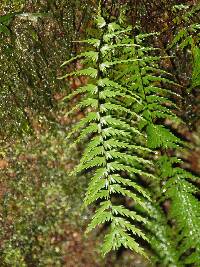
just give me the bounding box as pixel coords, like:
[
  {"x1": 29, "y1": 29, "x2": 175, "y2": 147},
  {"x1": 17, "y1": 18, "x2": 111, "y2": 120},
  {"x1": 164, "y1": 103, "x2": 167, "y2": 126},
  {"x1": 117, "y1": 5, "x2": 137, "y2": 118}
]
[
  {"x1": 60, "y1": 15, "x2": 155, "y2": 257},
  {"x1": 122, "y1": 29, "x2": 200, "y2": 266},
  {"x1": 60, "y1": 8, "x2": 200, "y2": 264}
]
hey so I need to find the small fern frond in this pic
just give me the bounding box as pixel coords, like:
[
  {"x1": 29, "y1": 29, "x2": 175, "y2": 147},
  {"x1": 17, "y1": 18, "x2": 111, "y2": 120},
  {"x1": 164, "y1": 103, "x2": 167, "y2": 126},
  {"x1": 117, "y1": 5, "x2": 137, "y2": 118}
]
[
  {"x1": 100, "y1": 59, "x2": 140, "y2": 72},
  {"x1": 110, "y1": 174, "x2": 151, "y2": 199},
  {"x1": 100, "y1": 43, "x2": 140, "y2": 55},
  {"x1": 168, "y1": 28, "x2": 188, "y2": 49},
  {"x1": 136, "y1": 32, "x2": 160, "y2": 41},
  {"x1": 101, "y1": 116, "x2": 143, "y2": 136},
  {"x1": 73, "y1": 123, "x2": 99, "y2": 145},
  {"x1": 100, "y1": 103, "x2": 141, "y2": 119},
  {"x1": 145, "y1": 85, "x2": 181, "y2": 97}
]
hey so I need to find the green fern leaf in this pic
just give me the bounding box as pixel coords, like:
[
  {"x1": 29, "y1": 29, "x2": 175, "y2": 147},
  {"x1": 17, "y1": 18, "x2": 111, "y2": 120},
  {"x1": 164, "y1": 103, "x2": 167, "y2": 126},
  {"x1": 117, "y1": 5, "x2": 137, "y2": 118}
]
[
  {"x1": 60, "y1": 17, "x2": 162, "y2": 258},
  {"x1": 147, "y1": 124, "x2": 181, "y2": 149},
  {"x1": 101, "y1": 127, "x2": 131, "y2": 139},
  {"x1": 96, "y1": 15, "x2": 106, "y2": 28},
  {"x1": 73, "y1": 38, "x2": 100, "y2": 47},
  {"x1": 58, "y1": 67, "x2": 97, "y2": 79},
  {"x1": 191, "y1": 46, "x2": 200, "y2": 88},
  {"x1": 100, "y1": 59, "x2": 140, "y2": 71},
  {"x1": 145, "y1": 201, "x2": 181, "y2": 267},
  {"x1": 61, "y1": 51, "x2": 98, "y2": 66},
  {"x1": 102, "y1": 224, "x2": 146, "y2": 256},
  {"x1": 67, "y1": 98, "x2": 98, "y2": 116},
  {"x1": 67, "y1": 112, "x2": 100, "y2": 139},
  {"x1": 73, "y1": 123, "x2": 99, "y2": 145},
  {"x1": 168, "y1": 28, "x2": 187, "y2": 48},
  {"x1": 106, "y1": 150, "x2": 153, "y2": 167},
  {"x1": 62, "y1": 84, "x2": 98, "y2": 101},
  {"x1": 167, "y1": 179, "x2": 200, "y2": 265},
  {"x1": 110, "y1": 174, "x2": 151, "y2": 199},
  {"x1": 103, "y1": 26, "x2": 132, "y2": 42}
]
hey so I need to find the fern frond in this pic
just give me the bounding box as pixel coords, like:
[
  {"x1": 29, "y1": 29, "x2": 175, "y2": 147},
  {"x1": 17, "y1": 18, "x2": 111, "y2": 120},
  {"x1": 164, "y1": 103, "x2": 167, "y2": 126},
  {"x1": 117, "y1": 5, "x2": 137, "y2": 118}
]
[
  {"x1": 157, "y1": 154, "x2": 200, "y2": 266},
  {"x1": 98, "y1": 78, "x2": 141, "y2": 97},
  {"x1": 136, "y1": 32, "x2": 160, "y2": 41},
  {"x1": 100, "y1": 43, "x2": 140, "y2": 55},
  {"x1": 107, "y1": 162, "x2": 155, "y2": 180},
  {"x1": 100, "y1": 103, "x2": 141, "y2": 119},
  {"x1": 151, "y1": 111, "x2": 181, "y2": 123},
  {"x1": 62, "y1": 16, "x2": 152, "y2": 260},
  {"x1": 99, "y1": 88, "x2": 129, "y2": 99},
  {"x1": 168, "y1": 28, "x2": 187, "y2": 49},
  {"x1": 143, "y1": 74, "x2": 178, "y2": 86},
  {"x1": 114, "y1": 217, "x2": 147, "y2": 239},
  {"x1": 110, "y1": 174, "x2": 151, "y2": 199},
  {"x1": 106, "y1": 150, "x2": 153, "y2": 167},
  {"x1": 96, "y1": 15, "x2": 106, "y2": 28},
  {"x1": 146, "y1": 95, "x2": 177, "y2": 107},
  {"x1": 123, "y1": 30, "x2": 200, "y2": 266},
  {"x1": 101, "y1": 127, "x2": 131, "y2": 139},
  {"x1": 145, "y1": 85, "x2": 181, "y2": 98},
  {"x1": 100, "y1": 58, "x2": 140, "y2": 71},
  {"x1": 167, "y1": 179, "x2": 200, "y2": 265},
  {"x1": 169, "y1": 3, "x2": 200, "y2": 49}
]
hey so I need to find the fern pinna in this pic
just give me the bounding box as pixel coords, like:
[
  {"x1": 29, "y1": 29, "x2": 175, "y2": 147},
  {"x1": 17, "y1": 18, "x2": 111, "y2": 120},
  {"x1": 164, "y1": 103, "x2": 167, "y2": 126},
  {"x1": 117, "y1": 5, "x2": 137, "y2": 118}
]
[{"x1": 60, "y1": 15, "x2": 155, "y2": 256}]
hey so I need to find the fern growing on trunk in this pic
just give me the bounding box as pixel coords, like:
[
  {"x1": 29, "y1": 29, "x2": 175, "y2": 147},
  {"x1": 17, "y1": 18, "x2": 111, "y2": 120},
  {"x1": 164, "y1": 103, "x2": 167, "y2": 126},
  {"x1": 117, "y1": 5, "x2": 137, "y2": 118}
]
[{"x1": 60, "y1": 7, "x2": 200, "y2": 265}]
